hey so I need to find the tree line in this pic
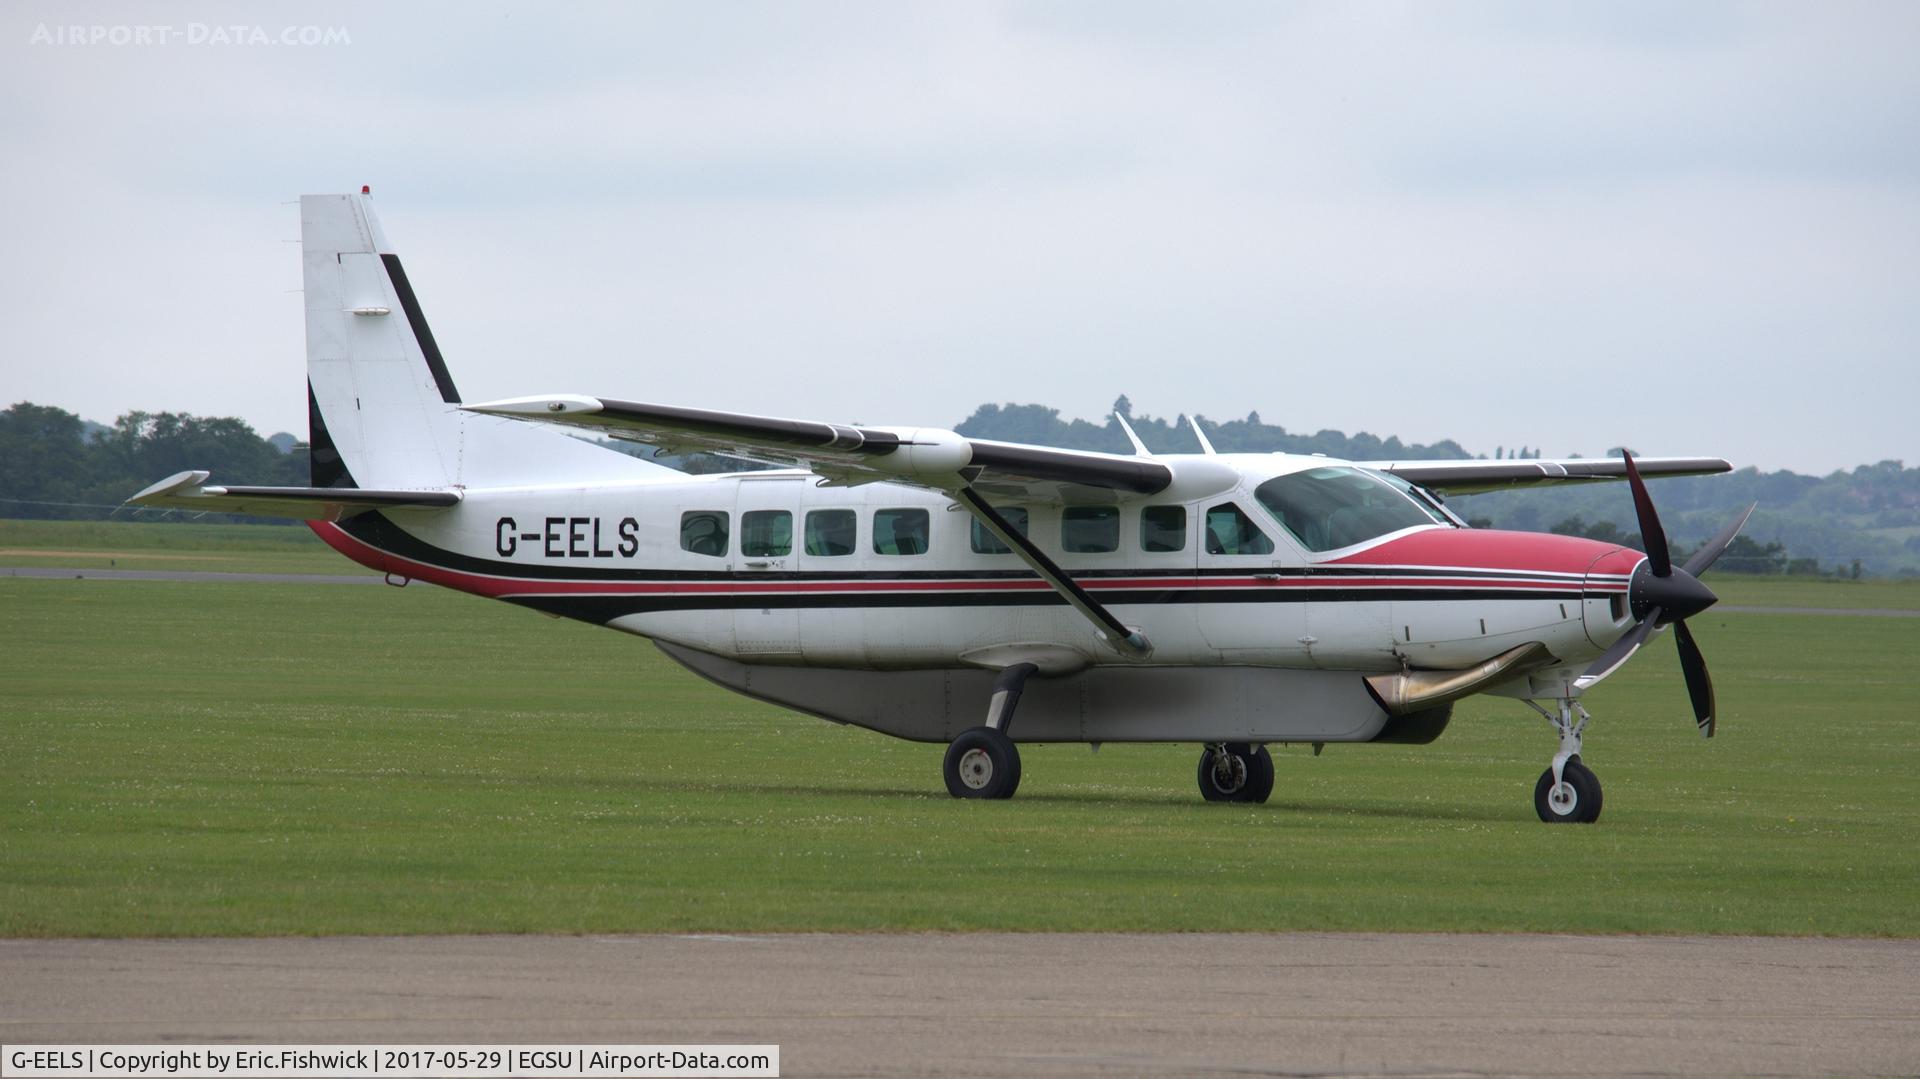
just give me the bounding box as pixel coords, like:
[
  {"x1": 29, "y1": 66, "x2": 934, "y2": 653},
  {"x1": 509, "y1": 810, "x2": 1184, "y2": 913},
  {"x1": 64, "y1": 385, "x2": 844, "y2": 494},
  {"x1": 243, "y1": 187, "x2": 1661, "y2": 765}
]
[
  {"x1": 952, "y1": 397, "x2": 1920, "y2": 578},
  {"x1": 6, "y1": 397, "x2": 1917, "y2": 576},
  {"x1": 0, "y1": 403, "x2": 306, "y2": 522}
]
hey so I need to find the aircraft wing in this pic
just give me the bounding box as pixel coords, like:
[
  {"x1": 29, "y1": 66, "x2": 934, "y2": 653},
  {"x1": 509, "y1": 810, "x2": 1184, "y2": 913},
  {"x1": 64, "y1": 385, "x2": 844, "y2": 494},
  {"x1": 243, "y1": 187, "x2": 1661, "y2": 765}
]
[
  {"x1": 462, "y1": 395, "x2": 1175, "y2": 502},
  {"x1": 1362, "y1": 456, "x2": 1732, "y2": 496},
  {"x1": 126, "y1": 470, "x2": 462, "y2": 521}
]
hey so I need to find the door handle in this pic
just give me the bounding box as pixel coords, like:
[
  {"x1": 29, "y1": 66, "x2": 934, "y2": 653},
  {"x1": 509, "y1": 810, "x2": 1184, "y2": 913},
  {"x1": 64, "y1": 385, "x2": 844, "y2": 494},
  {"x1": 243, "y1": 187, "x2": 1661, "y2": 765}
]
[{"x1": 743, "y1": 559, "x2": 784, "y2": 569}]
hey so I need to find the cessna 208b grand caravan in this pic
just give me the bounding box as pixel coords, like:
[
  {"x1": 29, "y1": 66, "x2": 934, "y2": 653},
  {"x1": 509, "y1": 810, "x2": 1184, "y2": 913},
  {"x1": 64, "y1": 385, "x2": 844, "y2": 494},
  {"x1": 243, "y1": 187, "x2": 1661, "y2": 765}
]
[{"x1": 133, "y1": 191, "x2": 1754, "y2": 823}]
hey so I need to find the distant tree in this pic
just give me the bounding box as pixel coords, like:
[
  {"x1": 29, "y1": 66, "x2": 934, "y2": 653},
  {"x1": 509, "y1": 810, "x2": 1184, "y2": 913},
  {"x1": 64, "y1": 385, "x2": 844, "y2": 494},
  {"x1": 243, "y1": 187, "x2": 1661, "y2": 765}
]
[
  {"x1": 1547, "y1": 514, "x2": 1642, "y2": 550},
  {"x1": 1716, "y1": 536, "x2": 1789, "y2": 574},
  {"x1": 0, "y1": 402, "x2": 308, "y2": 521},
  {"x1": 1112, "y1": 394, "x2": 1133, "y2": 418},
  {"x1": 0, "y1": 403, "x2": 100, "y2": 517}
]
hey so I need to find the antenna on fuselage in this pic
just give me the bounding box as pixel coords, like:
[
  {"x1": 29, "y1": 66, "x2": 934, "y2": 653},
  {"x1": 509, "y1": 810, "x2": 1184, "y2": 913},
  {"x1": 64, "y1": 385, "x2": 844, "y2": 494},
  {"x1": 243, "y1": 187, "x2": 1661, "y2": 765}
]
[
  {"x1": 1114, "y1": 413, "x2": 1152, "y2": 457},
  {"x1": 1184, "y1": 414, "x2": 1217, "y2": 456}
]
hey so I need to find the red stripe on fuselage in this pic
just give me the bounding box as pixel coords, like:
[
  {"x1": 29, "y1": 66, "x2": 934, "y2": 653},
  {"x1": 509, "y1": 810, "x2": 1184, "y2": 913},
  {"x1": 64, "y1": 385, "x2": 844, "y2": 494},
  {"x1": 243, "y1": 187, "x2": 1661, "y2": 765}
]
[
  {"x1": 311, "y1": 521, "x2": 1627, "y2": 602},
  {"x1": 1330, "y1": 528, "x2": 1643, "y2": 580}
]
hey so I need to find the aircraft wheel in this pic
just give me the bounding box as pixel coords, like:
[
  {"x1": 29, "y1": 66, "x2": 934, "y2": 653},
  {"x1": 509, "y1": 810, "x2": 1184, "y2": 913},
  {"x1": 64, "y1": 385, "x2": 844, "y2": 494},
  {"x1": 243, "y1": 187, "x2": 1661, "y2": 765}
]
[
  {"x1": 1198, "y1": 743, "x2": 1274, "y2": 804},
  {"x1": 944, "y1": 727, "x2": 1022, "y2": 799},
  {"x1": 1534, "y1": 757, "x2": 1603, "y2": 824}
]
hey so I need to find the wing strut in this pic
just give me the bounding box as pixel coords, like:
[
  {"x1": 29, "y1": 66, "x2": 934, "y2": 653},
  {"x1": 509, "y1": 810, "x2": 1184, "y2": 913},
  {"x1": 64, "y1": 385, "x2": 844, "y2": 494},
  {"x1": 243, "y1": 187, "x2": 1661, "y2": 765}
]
[{"x1": 953, "y1": 487, "x2": 1151, "y2": 659}]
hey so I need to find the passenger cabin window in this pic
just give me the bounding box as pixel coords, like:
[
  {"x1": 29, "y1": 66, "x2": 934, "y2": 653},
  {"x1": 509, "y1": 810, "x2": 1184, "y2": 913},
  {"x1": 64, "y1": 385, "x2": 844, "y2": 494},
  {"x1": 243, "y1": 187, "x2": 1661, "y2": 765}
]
[
  {"x1": 804, "y1": 509, "x2": 856, "y2": 556},
  {"x1": 970, "y1": 506, "x2": 1030, "y2": 554},
  {"x1": 1140, "y1": 505, "x2": 1186, "y2": 552},
  {"x1": 1061, "y1": 505, "x2": 1119, "y2": 553},
  {"x1": 873, "y1": 508, "x2": 931, "y2": 555},
  {"x1": 1205, "y1": 503, "x2": 1274, "y2": 555},
  {"x1": 740, "y1": 510, "x2": 792, "y2": 557},
  {"x1": 680, "y1": 510, "x2": 729, "y2": 557},
  {"x1": 1254, "y1": 466, "x2": 1447, "y2": 553}
]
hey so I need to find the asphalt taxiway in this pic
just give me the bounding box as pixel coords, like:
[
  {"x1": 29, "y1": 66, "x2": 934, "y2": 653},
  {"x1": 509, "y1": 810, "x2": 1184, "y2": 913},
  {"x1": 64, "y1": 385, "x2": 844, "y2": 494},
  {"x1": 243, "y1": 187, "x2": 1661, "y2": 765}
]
[{"x1": 3, "y1": 933, "x2": 1915, "y2": 1077}]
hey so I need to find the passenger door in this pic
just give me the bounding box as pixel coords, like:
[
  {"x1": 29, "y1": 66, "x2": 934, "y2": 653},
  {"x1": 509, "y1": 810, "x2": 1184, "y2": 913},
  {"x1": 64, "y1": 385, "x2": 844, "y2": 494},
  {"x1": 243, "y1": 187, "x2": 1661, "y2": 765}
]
[
  {"x1": 1194, "y1": 499, "x2": 1310, "y2": 664},
  {"x1": 732, "y1": 476, "x2": 805, "y2": 657}
]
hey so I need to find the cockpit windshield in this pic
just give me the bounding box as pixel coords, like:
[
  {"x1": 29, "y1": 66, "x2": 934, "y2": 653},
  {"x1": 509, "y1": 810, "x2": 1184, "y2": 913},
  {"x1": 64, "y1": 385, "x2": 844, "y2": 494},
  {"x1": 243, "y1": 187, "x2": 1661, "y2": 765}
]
[{"x1": 1253, "y1": 466, "x2": 1452, "y2": 553}]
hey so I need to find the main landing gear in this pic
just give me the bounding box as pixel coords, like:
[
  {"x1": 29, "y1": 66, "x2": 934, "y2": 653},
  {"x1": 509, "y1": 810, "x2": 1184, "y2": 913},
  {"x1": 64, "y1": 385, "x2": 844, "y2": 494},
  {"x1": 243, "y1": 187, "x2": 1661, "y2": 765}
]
[
  {"x1": 1197, "y1": 743, "x2": 1274, "y2": 803},
  {"x1": 1527, "y1": 698, "x2": 1604, "y2": 824},
  {"x1": 944, "y1": 663, "x2": 1035, "y2": 799}
]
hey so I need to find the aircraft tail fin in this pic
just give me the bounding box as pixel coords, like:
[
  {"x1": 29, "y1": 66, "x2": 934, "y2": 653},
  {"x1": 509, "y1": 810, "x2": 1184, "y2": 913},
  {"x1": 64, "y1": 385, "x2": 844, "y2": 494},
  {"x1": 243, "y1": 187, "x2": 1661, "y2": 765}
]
[{"x1": 300, "y1": 192, "x2": 668, "y2": 490}]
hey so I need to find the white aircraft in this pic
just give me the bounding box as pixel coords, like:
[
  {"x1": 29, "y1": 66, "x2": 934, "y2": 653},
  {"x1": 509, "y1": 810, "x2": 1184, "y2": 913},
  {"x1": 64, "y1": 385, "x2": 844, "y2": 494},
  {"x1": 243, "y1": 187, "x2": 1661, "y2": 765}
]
[{"x1": 132, "y1": 191, "x2": 1753, "y2": 823}]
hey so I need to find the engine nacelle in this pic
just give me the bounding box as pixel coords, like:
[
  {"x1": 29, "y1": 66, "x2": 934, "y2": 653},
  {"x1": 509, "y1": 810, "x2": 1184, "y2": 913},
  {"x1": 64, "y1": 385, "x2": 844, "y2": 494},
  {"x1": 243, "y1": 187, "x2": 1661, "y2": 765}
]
[{"x1": 867, "y1": 427, "x2": 973, "y2": 478}]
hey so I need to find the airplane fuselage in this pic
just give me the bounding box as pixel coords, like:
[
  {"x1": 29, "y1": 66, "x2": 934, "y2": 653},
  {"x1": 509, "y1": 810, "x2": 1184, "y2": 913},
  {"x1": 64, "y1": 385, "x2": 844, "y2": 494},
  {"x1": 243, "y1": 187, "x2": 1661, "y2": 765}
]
[{"x1": 310, "y1": 456, "x2": 1644, "y2": 688}]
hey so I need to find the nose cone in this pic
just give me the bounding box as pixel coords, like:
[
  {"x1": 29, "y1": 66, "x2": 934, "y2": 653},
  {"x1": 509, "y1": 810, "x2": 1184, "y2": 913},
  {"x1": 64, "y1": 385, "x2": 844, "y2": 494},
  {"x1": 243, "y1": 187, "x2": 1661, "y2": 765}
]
[{"x1": 1630, "y1": 561, "x2": 1718, "y2": 623}]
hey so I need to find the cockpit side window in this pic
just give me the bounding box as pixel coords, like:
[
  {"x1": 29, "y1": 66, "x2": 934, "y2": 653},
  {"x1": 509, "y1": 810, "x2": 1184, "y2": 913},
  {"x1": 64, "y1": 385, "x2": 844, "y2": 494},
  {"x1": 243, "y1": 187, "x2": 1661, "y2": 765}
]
[
  {"x1": 1204, "y1": 503, "x2": 1274, "y2": 555},
  {"x1": 1254, "y1": 466, "x2": 1447, "y2": 552}
]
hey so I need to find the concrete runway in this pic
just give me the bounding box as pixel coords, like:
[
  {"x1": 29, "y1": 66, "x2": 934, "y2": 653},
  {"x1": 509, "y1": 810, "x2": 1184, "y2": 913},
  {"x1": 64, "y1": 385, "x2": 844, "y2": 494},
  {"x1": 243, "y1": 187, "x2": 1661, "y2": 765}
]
[{"x1": 2, "y1": 934, "x2": 1915, "y2": 1077}]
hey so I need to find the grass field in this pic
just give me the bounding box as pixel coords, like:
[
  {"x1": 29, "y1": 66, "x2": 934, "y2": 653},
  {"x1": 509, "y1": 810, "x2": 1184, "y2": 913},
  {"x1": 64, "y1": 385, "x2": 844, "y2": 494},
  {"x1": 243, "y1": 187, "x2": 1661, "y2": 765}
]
[
  {"x1": 1, "y1": 525, "x2": 1917, "y2": 938},
  {"x1": 0, "y1": 519, "x2": 361, "y2": 576}
]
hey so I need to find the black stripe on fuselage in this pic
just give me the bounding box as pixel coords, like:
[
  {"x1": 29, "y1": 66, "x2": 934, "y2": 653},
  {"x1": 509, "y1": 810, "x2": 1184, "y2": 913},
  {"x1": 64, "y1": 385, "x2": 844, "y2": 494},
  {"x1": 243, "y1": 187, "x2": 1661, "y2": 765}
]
[
  {"x1": 508, "y1": 586, "x2": 1588, "y2": 625},
  {"x1": 336, "y1": 514, "x2": 1609, "y2": 587}
]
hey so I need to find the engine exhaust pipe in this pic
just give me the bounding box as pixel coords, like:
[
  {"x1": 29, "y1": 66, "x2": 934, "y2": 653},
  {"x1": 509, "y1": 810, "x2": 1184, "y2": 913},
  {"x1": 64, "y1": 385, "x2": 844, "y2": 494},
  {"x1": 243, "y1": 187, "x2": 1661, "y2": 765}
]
[{"x1": 1364, "y1": 641, "x2": 1557, "y2": 716}]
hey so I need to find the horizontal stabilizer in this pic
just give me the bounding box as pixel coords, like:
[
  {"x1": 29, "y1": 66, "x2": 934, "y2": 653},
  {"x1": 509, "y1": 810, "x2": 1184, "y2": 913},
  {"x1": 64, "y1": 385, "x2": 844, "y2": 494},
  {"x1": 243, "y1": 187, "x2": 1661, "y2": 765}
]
[{"x1": 126, "y1": 470, "x2": 461, "y2": 521}]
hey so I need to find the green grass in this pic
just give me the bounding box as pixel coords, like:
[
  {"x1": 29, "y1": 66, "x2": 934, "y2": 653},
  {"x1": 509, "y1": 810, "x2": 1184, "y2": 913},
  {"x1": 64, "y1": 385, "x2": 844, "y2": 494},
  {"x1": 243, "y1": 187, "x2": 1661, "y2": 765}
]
[
  {"x1": 1710, "y1": 575, "x2": 1920, "y2": 610},
  {"x1": 0, "y1": 519, "x2": 366, "y2": 576},
  {"x1": 2, "y1": 573, "x2": 1916, "y2": 938}
]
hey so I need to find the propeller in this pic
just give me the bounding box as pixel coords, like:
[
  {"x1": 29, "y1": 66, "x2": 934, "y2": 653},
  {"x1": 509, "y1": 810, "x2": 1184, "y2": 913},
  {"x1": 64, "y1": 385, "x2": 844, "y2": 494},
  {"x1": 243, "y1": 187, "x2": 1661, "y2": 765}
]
[{"x1": 1573, "y1": 453, "x2": 1756, "y2": 738}]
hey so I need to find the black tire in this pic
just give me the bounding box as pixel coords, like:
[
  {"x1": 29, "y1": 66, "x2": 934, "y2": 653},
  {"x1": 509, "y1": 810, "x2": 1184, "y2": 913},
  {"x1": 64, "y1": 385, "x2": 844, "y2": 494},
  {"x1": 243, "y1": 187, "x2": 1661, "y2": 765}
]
[
  {"x1": 1198, "y1": 743, "x2": 1274, "y2": 804},
  {"x1": 1533, "y1": 757, "x2": 1603, "y2": 823},
  {"x1": 944, "y1": 727, "x2": 1022, "y2": 799}
]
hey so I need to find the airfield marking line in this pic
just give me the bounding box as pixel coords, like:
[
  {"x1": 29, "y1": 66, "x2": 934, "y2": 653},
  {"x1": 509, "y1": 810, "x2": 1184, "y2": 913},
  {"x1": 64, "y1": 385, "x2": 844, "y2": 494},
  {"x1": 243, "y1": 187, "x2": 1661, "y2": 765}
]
[
  {"x1": 0, "y1": 564, "x2": 382, "y2": 579},
  {"x1": 1716, "y1": 604, "x2": 1920, "y2": 617},
  {"x1": 0, "y1": 548, "x2": 220, "y2": 560}
]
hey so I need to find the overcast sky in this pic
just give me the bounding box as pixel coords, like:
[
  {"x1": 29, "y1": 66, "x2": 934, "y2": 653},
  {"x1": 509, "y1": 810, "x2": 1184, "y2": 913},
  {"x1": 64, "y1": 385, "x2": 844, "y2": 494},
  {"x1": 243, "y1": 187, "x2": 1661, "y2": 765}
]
[{"x1": 4, "y1": 1, "x2": 1916, "y2": 474}]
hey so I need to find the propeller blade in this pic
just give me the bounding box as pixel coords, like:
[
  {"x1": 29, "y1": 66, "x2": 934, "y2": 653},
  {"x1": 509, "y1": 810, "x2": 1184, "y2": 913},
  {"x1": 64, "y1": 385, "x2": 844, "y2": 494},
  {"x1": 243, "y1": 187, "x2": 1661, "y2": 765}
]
[
  {"x1": 1673, "y1": 620, "x2": 1716, "y2": 738},
  {"x1": 1622, "y1": 451, "x2": 1671, "y2": 577},
  {"x1": 1681, "y1": 502, "x2": 1758, "y2": 579},
  {"x1": 1572, "y1": 608, "x2": 1661, "y2": 691}
]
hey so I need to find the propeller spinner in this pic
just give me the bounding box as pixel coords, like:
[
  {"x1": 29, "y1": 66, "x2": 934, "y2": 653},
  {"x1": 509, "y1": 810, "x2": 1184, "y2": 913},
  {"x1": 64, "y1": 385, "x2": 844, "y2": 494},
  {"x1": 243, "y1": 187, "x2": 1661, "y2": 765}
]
[{"x1": 1573, "y1": 453, "x2": 1756, "y2": 738}]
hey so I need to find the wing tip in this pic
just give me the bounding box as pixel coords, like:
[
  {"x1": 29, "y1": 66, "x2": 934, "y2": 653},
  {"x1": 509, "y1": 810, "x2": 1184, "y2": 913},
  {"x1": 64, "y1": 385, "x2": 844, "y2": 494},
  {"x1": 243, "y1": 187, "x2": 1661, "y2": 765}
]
[{"x1": 126, "y1": 469, "x2": 212, "y2": 506}]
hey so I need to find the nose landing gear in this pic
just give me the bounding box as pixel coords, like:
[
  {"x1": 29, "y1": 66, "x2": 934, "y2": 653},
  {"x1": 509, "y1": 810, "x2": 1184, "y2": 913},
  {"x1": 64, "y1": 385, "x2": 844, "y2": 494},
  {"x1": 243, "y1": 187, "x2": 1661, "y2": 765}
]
[{"x1": 1527, "y1": 698, "x2": 1604, "y2": 823}]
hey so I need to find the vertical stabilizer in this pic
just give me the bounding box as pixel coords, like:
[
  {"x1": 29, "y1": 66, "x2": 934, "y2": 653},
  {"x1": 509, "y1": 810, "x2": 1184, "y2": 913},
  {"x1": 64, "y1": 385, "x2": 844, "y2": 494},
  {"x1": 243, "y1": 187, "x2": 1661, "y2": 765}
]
[{"x1": 300, "y1": 192, "x2": 665, "y2": 489}]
